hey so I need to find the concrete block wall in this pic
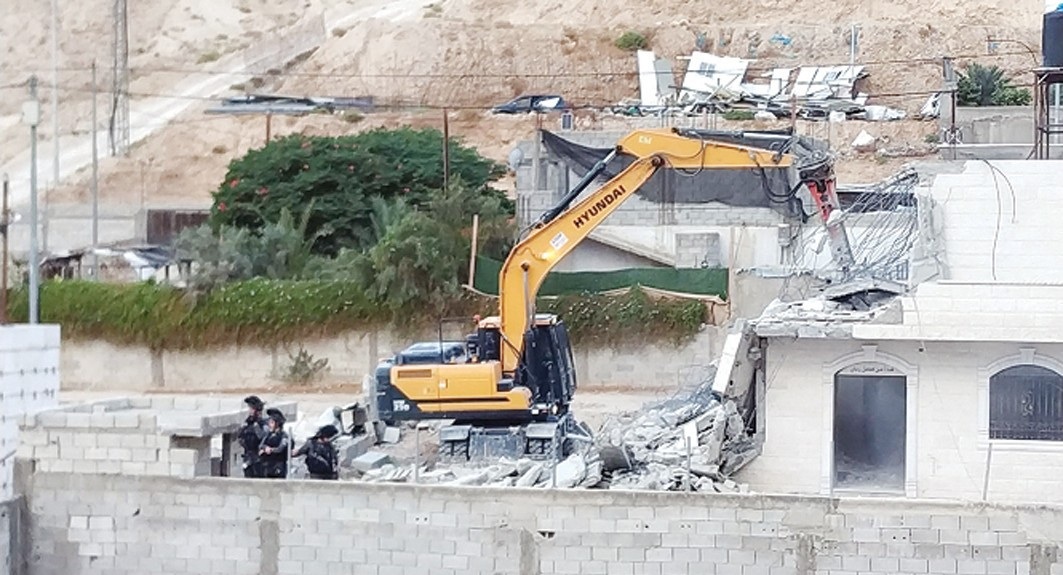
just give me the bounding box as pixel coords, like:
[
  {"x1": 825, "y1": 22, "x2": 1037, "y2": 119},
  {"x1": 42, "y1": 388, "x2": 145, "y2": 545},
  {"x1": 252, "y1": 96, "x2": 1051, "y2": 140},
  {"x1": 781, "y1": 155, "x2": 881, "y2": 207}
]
[
  {"x1": 675, "y1": 232, "x2": 722, "y2": 268},
  {"x1": 19, "y1": 398, "x2": 297, "y2": 479},
  {"x1": 60, "y1": 329, "x2": 721, "y2": 392},
  {"x1": 742, "y1": 337, "x2": 1063, "y2": 504},
  {"x1": 855, "y1": 282, "x2": 1063, "y2": 342},
  {"x1": 24, "y1": 472, "x2": 1063, "y2": 575},
  {"x1": 927, "y1": 160, "x2": 1063, "y2": 283},
  {"x1": 0, "y1": 326, "x2": 60, "y2": 501}
]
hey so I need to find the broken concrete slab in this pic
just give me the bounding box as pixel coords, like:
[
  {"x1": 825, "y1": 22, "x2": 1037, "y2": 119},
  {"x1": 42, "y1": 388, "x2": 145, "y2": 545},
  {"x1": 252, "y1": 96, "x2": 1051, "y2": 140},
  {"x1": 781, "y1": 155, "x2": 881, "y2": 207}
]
[
  {"x1": 552, "y1": 455, "x2": 587, "y2": 488},
  {"x1": 381, "y1": 426, "x2": 401, "y2": 444},
  {"x1": 352, "y1": 451, "x2": 391, "y2": 473},
  {"x1": 335, "y1": 434, "x2": 374, "y2": 466},
  {"x1": 516, "y1": 463, "x2": 543, "y2": 487}
]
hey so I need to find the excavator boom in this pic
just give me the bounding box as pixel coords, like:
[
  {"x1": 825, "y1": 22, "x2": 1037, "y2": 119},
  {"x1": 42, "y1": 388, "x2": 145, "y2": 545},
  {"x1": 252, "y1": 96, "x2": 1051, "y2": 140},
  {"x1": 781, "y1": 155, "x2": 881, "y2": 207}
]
[{"x1": 496, "y1": 128, "x2": 796, "y2": 373}]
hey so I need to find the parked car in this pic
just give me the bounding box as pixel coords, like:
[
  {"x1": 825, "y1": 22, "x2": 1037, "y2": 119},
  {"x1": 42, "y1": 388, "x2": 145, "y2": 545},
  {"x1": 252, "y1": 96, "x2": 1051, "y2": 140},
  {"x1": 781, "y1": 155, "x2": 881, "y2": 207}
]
[{"x1": 491, "y1": 95, "x2": 568, "y2": 114}]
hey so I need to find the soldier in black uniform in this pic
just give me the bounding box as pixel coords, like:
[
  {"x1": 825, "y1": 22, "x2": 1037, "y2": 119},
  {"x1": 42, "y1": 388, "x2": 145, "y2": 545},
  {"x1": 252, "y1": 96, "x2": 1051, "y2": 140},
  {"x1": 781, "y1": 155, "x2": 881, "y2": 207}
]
[
  {"x1": 237, "y1": 395, "x2": 268, "y2": 478},
  {"x1": 258, "y1": 408, "x2": 290, "y2": 479},
  {"x1": 294, "y1": 424, "x2": 340, "y2": 480}
]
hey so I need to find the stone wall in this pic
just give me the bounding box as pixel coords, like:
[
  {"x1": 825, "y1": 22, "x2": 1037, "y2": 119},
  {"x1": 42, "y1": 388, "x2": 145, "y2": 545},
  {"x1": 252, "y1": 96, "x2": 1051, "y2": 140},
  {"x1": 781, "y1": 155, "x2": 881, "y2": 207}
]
[
  {"x1": 24, "y1": 472, "x2": 1063, "y2": 575},
  {"x1": 60, "y1": 329, "x2": 719, "y2": 391}
]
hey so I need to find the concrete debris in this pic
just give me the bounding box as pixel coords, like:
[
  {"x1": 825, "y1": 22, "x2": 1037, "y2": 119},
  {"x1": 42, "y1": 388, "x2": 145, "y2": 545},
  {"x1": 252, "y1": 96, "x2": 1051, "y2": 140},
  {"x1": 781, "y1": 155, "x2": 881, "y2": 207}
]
[
  {"x1": 516, "y1": 463, "x2": 543, "y2": 486},
  {"x1": 352, "y1": 451, "x2": 391, "y2": 473},
  {"x1": 551, "y1": 454, "x2": 587, "y2": 488},
  {"x1": 852, "y1": 130, "x2": 877, "y2": 151},
  {"x1": 625, "y1": 50, "x2": 910, "y2": 123},
  {"x1": 340, "y1": 364, "x2": 757, "y2": 493},
  {"x1": 335, "y1": 434, "x2": 374, "y2": 466},
  {"x1": 381, "y1": 426, "x2": 402, "y2": 444},
  {"x1": 586, "y1": 367, "x2": 757, "y2": 493}
]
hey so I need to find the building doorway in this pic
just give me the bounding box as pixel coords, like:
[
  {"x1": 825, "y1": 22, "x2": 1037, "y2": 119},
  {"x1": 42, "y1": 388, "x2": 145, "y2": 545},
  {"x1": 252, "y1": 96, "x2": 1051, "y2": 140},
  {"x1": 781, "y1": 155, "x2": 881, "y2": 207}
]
[{"x1": 833, "y1": 362, "x2": 906, "y2": 492}]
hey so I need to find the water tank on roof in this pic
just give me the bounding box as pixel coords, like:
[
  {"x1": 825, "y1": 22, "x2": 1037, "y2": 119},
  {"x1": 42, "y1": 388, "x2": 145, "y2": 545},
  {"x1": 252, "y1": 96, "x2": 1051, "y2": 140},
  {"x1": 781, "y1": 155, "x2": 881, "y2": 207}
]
[{"x1": 1046, "y1": 10, "x2": 1063, "y2": 67}]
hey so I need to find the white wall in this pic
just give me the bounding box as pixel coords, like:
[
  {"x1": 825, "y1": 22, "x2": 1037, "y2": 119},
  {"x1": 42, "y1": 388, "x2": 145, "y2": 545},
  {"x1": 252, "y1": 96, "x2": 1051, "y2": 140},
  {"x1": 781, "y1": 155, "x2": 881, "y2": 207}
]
[
  {"x1": 0, "y1": 325, "x2": 60, "y2": 500},
  {"x1": 740, "y1": 337, "x2": 1063, "y2": 505},
  {"x1": 855, "y1": 281, "x2": 1063, "y2": 343},
  {"x1": 60, "y1": 329, "x2": 723, "y2": 392},
  {"x1": 554, "y1": 239, "x2": 666, "y2": 272},
  {"x1": 929, "y1": 160, "x2": 1063, "y2": 283}
]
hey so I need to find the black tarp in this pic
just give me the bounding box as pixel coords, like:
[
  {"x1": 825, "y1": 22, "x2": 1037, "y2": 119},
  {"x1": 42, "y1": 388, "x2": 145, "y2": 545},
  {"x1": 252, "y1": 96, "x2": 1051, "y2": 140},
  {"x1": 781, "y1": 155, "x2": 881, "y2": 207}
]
[{"x1": 540, "y1": 128, "x2": 833, "y2": 220}]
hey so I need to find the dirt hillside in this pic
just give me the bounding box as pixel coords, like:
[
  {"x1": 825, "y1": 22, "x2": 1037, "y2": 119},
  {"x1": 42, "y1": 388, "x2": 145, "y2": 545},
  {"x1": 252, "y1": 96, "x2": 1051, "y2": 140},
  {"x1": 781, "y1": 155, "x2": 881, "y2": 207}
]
[{"x1": 5, "y1": 0, "x2": 1048, "y2": 210}]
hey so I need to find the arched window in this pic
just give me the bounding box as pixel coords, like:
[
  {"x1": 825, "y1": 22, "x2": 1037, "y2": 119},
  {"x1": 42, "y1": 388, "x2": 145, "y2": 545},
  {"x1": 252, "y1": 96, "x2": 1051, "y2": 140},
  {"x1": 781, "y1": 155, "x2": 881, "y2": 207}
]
[{"x1": 989, "y1": 364, "x2": 1063, "y2": 441}]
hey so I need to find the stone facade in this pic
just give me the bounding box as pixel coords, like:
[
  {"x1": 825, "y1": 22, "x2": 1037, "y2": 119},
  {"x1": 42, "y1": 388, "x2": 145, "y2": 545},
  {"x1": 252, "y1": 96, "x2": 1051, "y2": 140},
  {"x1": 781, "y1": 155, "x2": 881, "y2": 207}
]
[
  {"x1": 24, "y1": 472, "x2": 1063, "y2": 575},
  {"x1": 740, "y1": 338, "x2": 1063, "y2": 505}
]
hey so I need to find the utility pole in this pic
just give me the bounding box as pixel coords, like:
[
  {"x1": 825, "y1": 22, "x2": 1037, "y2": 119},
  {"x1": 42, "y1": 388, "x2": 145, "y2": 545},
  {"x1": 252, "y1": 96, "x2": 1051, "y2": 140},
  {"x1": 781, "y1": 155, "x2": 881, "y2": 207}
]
[
  {"x1": 25, "y1": 77, "x2": 41, "y2": 324},
  {"x1": 265, "y1": 113, "x2": 272, "y2": 144},
  {"x1": 91, "y1": 60, "x2": 99, "y2": 281},
  {"x1": 47, "y1": 0, "x2": 60, "y2": 253},
  {"x1": 442, "y1": 108, "x2": 450, "y2": 190},
  {"x1": 1, "y1": 175, "x2": 8, "y2": 325}
]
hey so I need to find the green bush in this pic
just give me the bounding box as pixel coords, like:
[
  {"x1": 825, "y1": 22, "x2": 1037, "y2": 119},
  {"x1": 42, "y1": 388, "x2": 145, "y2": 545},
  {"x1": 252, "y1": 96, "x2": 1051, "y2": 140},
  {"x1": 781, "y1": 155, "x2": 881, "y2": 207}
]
[
  {"x1": 3, "y1": 281, "x2": 707, "y2": 350},
  {"x1": 210, "y1": 127, "x2": 509, "y2": 256},
  {"x1": 957, "y1": 63, "x2": 1032, "y2": 107},
  {"x1": 615, "y1": 31, "x2": 649, "y2": 51}
]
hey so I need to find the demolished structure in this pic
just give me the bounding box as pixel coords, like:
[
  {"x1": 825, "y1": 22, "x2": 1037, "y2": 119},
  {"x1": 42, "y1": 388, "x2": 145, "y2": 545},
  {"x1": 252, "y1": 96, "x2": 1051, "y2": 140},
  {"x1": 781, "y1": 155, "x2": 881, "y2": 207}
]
[
  {"x1": 355, "y1": 367, "x2": 758, "y2": 492},
  {"x1": 619, "y1": 49, "x2": 926, "y2": 121}
]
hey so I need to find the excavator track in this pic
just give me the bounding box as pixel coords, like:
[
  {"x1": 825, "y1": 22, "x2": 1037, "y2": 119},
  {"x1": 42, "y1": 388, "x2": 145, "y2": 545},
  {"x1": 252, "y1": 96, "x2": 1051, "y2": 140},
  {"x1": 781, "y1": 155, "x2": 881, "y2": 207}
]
[{"x1": 438, "y1": 414, "x2": 593, "y2": 465}]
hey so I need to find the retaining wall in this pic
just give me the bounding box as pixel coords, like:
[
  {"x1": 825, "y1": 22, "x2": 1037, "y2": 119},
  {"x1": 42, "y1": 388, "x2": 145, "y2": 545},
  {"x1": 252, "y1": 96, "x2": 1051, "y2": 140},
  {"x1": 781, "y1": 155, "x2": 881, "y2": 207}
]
[
  {"x1": 60, "y1": 329, "x2": 719, "y2": 391},
  {"x1": 24, "y1": 472, "x2": 1063, "y2": 575}
]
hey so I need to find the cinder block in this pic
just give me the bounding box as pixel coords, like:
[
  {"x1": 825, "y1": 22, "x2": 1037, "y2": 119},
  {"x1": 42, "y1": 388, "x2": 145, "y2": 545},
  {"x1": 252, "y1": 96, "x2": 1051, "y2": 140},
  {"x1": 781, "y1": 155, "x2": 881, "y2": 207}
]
[
  {"x1": 852, "y1": 527, "x2": 881, "y2": 542},
  {"x1": 872, "y1": 557, "x2": 900, "y2": 572},
  {"x1": 728, "y1": 550, "x2": 757, "y2": 565},
  {"x1": 72, "y1": 460, "x2": 98, "y2": 474},
  {"x1": 969, "y1": 532, "x2": 999, "y2": 546},
  {"x1": 987, "y1": 561, "x2": 1018, "y2": 575},
  {"x1": 646, "y1": 548, "x2": 672, "y2": 563},
  {"x1": 900, "y1": 558, "x2": 930, "y2": 573},
  {"x1": 960, "y1": 517, "x2": 990, "y2": 532},
  {"x1": 939, "y1": 530, "x2": 970, "y2": 545},
  {"x1": 930, "y1": 559, "x2": 959, "y2": 574},
  {"x1": 843, "y1": 555, "x2": 871, "y2": 571},
  {"x1": 958, "y1": 559, "x2": 989, "y2": 575},
  {"x1": 931, "y1": 516, "x2": 962, "y2": 530}
]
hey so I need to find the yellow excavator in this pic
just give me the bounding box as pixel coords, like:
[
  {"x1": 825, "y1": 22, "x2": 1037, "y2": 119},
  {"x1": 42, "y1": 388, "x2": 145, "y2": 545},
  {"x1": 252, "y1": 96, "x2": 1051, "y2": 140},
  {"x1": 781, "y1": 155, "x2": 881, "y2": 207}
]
[{"x1": 372, "y1": 127, "x2": 848, "y2": 462}]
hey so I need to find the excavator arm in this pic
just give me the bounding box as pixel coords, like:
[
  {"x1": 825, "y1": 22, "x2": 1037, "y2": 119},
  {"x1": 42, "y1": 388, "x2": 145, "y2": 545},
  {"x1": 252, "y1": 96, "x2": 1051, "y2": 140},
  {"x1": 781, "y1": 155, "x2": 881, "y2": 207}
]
[{"x1": 495, "y1": 128, "x2": 798, "y2": 373}]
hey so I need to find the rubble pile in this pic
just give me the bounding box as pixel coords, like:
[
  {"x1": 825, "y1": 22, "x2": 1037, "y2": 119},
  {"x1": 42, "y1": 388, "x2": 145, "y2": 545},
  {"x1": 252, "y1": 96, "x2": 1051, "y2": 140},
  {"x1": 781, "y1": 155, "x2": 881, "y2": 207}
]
[
  {"x1": 350, "y1": 369, "x2": 759, "y2": 492},
  {"x1": 592, "y1": 370, "x2": 758, "y2": 492}
]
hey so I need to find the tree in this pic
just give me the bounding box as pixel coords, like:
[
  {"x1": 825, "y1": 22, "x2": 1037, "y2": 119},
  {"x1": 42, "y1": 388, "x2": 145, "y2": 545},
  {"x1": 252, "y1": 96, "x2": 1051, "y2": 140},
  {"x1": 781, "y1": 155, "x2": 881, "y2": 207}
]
[
  {"x1": 957, "y1": 63, "x2": 1032, "y2": 107},
  {"x1": 210, "y1": 127, "x2": 510, "y2": 255},
  {"x1": 344, "y1": 178, "x2": 515, "y2": 314},
  {"x1": 175, "y1": 204, "x2": 324, "y2": 292}
]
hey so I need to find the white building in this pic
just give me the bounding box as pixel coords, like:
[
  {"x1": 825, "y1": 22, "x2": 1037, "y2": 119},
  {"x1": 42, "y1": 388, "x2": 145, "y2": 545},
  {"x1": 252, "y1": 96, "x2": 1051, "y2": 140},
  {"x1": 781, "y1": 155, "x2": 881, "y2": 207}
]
[{"x1": 737, "y1": 160, "x2": 1063, "y2": 504}]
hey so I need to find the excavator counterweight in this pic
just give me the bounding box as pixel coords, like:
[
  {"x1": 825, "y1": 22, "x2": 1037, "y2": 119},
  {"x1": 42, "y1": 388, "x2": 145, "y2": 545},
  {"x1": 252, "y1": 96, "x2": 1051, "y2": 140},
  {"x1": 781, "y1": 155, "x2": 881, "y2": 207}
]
[{"x1": 373, "y1": 127, "x2": 842, "y2": 464}]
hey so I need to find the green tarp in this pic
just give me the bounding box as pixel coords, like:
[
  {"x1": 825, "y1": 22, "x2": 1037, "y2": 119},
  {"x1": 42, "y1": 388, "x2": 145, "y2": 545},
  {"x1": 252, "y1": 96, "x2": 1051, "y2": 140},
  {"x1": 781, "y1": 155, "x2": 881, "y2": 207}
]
[{"x1": 472, "y1": 256, "x2": 728, "y2": 299}]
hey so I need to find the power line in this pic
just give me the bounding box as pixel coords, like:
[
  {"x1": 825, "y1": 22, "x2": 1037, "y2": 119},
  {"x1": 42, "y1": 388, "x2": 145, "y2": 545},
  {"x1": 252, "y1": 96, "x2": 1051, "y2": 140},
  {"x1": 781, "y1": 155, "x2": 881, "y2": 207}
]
[{"x1": 0, "y1": 49, "x2": 1035, "y2": 80}]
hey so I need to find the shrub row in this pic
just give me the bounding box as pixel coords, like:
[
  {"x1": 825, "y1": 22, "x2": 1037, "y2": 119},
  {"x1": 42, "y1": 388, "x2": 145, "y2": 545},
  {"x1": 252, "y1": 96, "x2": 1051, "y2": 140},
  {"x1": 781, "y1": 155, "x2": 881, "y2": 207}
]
[{"x1": 4, "y1": 281, "x2": 709, "y2": 350}]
